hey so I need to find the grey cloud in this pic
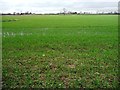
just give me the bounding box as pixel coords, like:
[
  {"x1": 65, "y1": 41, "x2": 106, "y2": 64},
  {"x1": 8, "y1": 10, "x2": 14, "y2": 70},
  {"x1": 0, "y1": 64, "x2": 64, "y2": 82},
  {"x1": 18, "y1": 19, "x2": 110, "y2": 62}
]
[
  {"x1": 27, "y1": 2, "x2": 118, "y2": 9},
  {"x1": 0, "y1": 0, "x2": 118, "y2": 13},
  {"x1": 0, "y1": 1, "x2": 9, "y2": 11},
  {"x1": 80, "y1": 2, "x2": 118, "y2": 8}
]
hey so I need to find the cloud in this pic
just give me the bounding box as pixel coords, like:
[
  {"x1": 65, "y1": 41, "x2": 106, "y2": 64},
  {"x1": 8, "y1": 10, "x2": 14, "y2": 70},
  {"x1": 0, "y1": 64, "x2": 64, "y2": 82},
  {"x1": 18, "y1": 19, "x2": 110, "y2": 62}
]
[{"x1": 0, "y1": 0, "x2": 119, "y2": 13}]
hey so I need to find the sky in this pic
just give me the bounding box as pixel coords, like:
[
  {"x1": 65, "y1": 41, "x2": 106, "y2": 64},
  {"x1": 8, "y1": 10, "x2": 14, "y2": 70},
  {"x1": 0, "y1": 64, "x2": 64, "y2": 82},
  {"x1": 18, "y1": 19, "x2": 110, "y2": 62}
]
[{"x1": 0, "y1": 0, "x2": 119, "y2": 14}]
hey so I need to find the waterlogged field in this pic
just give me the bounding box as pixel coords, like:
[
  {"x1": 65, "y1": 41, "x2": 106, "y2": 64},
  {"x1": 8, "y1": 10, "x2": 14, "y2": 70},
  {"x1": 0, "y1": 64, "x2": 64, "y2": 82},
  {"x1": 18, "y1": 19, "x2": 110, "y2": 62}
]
[{"x1": 2, "y1": 15, "x2": 118, "y2": 88}]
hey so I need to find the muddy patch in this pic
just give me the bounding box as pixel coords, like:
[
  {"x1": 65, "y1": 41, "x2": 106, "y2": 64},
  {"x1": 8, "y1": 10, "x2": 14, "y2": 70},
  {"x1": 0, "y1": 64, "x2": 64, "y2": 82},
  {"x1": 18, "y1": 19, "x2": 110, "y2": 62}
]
[{"x1": 68, "y1": 64, "x2": 75, "y2": 69}]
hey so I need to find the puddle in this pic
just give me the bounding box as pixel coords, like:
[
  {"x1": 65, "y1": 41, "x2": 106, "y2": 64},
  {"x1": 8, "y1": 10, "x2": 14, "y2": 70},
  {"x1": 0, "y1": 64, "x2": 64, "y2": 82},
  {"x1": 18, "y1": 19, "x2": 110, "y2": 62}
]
[
  {"x1": 3, "y1": 32, "x2": 33, "y2": 37},
  {"x1": 2, "y1": 28, "x2": 49, "y2": 37}
]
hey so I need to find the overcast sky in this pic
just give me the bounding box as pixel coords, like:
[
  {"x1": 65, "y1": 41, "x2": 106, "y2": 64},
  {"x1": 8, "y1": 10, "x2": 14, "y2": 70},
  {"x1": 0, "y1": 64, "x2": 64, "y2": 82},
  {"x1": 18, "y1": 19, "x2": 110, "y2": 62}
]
[{"x1": 0, "y1": 0, "x2": 119, "y2": 13}]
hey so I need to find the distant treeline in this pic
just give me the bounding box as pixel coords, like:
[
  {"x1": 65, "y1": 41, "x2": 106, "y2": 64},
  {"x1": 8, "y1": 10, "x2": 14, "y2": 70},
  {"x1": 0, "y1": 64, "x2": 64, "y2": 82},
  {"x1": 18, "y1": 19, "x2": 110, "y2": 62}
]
[{"x1": 1, "y1": 11, "x2": 119, "y2": 15}]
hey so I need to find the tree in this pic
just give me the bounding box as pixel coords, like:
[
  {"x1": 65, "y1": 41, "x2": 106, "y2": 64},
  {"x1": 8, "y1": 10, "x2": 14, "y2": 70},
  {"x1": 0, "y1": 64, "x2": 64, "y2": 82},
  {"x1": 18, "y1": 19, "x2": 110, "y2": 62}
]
[{"x1": 63, "y1": 8, "x2": 67, "y2": 15}]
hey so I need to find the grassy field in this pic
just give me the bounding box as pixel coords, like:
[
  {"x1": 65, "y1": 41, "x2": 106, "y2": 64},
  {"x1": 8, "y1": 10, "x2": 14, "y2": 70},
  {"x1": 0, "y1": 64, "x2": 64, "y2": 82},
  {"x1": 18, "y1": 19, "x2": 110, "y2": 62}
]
[{"x1": 2, "y1": 15, "x2": 118, "y2": 88}]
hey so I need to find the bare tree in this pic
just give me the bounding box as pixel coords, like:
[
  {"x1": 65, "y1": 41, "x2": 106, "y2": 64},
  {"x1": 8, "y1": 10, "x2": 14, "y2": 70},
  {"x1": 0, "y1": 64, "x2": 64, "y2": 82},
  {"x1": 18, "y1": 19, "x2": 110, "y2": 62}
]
[{"x1": 63, "y1": 8, "x2": 67, "y2": 15}]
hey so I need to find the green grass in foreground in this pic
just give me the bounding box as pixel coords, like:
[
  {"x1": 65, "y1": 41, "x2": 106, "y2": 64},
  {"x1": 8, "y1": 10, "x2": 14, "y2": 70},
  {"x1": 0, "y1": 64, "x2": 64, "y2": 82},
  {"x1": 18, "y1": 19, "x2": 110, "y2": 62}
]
[{"x1": 2, "y1": 15, "x2": 118, "y2": 88}]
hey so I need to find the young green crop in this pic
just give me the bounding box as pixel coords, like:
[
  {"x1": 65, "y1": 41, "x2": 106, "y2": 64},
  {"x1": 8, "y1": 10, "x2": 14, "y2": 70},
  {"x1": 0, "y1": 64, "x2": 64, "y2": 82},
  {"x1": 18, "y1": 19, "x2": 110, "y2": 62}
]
[{"x1": 2, "y1": 15, "x2": 118, "y2": 88}]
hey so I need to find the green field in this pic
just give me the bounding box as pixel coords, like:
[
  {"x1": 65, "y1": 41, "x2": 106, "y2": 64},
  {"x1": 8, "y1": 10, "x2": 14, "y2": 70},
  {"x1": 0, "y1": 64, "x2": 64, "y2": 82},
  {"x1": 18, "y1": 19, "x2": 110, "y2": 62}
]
[{"x1": 2, "y1": 15, "x2": 118, "y2": 88}]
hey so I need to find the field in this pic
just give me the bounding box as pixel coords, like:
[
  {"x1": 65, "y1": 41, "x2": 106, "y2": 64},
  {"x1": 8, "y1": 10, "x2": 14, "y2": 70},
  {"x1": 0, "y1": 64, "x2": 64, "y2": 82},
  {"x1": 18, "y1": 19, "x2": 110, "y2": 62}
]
[{"x1": 2, "y1": 15, "x2": 118, "y2": 88}]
